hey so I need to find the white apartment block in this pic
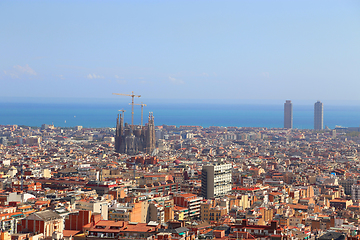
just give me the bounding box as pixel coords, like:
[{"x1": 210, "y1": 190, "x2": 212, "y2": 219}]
[{"x1": 201, "y1": 162, "x2": 232, "y2": 199}]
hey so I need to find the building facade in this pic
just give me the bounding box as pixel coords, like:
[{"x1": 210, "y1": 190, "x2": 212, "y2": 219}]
[
  {"x1": 173, "y1": 193, "x2": 203, "y2": 219},
  {"x1": 65, "y1": 210, "x2": 91, "y2": 231},
  {"x1": 75, "y1": 200, "x2": 109, "y2": 220},
  {"x1": 108, "y1": 202, "x2": 149, "y2": 223},
  {"x1": 284, "y1": 100, "x2": 293, "y2": 129},
  {"x1": 314, "y1": 100, "x2": 323, "y2": 130},
  {"x1": 351, "y1": 184, "x2": 360, "y2": 201},
  {"x1": 20, "y1": 210, "x2": 64, "y2": 238},
  {"x1": 201, "y1": 162, "x2": 232, "y2": 199},
  {"x1": 115, "y1": 113, "x2": 156, "y2": 155},
  {"x1": 200, "y1": 200, "x2": 227, "y2": 222}
]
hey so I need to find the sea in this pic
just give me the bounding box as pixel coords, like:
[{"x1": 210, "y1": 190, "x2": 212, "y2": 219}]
[{"x1": 1, "y1": 98, "x2": 360, "y2": 129}]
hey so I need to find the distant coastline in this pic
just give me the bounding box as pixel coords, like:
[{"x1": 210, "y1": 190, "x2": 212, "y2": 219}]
[
  {"x1": 2, "y1": 99, "x2": 360, "y2": 129},
  {"x1": 3, "y1": 97, "x2": 360, "y2": 106}
]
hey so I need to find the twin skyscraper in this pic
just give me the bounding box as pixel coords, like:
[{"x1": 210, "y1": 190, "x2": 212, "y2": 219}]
[{"x1": 284, "y1": 100, "x2": 323, "y2": 130}]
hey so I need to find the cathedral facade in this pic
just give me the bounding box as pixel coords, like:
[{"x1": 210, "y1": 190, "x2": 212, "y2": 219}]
[{"x1": 115, "y1": 113, "x2": 155, "y2": 155}]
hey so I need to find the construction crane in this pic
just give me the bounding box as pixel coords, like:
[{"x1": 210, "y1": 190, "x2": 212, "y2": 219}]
[
  {"x1": 112, "y1": 91, "x2": 141, "y2": 128},
  {"x1": 130, "y1": 102, "x2": 147, "y2": 126},
  {"x1": 118, "y1": 109, "x2": 126, "y2": 117}
]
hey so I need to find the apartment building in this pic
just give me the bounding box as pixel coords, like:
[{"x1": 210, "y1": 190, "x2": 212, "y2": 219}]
[{"x1": 201, "y1": 162, "x2": 232, "y2": 199}]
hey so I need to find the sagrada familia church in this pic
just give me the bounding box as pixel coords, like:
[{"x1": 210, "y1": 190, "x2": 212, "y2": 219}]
[{"x1": 114, "y1": 113, "x2": 156, "y2": 155}]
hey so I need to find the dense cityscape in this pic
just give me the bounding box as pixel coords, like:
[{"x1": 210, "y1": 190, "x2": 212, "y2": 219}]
[
  {"x1": 1, "y1": 99, "x2": 360, "y2": 240},
  {"x1": 2, "y1": 0, "x2": 359, "y2": 239}
]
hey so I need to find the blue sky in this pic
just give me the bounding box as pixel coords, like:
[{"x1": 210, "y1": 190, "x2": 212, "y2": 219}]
[{"x1": 1, "y1": 0, "x2": 360, "y2": 102}]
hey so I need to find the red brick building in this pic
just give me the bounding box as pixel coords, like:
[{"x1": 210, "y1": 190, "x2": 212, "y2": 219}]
[{"x1": 65, "y1": 210, "x2": 91, "y2": 231}]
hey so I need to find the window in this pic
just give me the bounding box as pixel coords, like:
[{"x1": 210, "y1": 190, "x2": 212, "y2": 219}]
[
  {"x1": 95, "y1": 226, "x2": 106, "y2": 229},
  {"x1": 110, "y1": 226, "x2": 121, "y2": 230}
]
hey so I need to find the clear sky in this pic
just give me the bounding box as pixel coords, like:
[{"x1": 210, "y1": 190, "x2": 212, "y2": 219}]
[{"x1": 1, "y1": 0, "x2": 360, "y2": 102}]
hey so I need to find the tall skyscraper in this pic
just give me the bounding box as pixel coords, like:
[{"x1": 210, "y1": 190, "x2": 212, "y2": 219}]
[
  {"x1": 201, "y1": 162, "x2": 232, "y2": 199},
  {"x1": 314, "y1": 100, "x2": 323, "y2": 130},
  {"x1": 284, "y1": 100, "x2": 293, "y2": 129}
]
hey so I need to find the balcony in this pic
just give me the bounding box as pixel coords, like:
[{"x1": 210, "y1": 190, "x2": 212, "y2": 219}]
[
  {"x1": 189, "y1": 205, "x2": 200, "y2": 210},
  {"x1": 188, "y1": 197, "x2": 202, "y2": 204},
  {"x1": 88, "y1": 232, "x2": 115, "y2": 238}
]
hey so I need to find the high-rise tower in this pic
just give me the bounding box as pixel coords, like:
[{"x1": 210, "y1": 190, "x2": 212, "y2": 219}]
[
  {"x1": 284, "y1": 100, "x2": 293, "y2": 129},
  {"x1": 314, "y1": 100, "x2": 323, "y2": 130},
  {"x1": 200, "y1": 162, "x2": 232, "y2": 199}
]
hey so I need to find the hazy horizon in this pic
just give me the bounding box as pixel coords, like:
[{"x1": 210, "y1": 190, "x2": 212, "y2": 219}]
[{"x1": 3, "y1": 96, "x2": 360, "y2": 106}]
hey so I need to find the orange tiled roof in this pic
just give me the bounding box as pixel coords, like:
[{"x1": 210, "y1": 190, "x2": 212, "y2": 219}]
[
  {"x1": 177, "y1": 193, "x2": 197, "y2": 198},
  {"x1": 173, "y1": 206, "x2": 187, "y2": 211}
]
